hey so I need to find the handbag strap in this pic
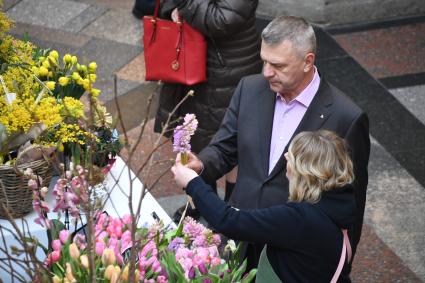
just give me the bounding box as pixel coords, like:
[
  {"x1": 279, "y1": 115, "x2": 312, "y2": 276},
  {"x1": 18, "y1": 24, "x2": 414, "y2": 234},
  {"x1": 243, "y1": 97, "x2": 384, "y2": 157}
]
[
  {"x1": 153, "y1": 0, "x2": 160, "y2": 18},
  {"x1": 149, "y1": 0, "x2": 183, "y2": 70},
  {"x1": 330, "y1": 229, "x2": 352, "y2": 283}
]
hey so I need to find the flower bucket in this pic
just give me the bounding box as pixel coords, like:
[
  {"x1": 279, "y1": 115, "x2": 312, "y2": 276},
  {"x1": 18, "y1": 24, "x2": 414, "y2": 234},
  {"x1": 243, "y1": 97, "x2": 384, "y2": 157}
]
[{"x1": 0, "y1": 158, "x2": 53, "y2": 219}]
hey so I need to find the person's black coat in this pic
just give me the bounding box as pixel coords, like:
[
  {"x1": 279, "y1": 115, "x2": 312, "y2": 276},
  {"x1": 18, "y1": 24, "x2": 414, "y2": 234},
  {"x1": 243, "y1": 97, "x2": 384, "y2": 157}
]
[
  {"x1": 198, "y1": 74, "x2": 370, "y2": 257},
  {"x1": 154, "y1": 0, "x2": 263, "y2": 153},
  {"x1": 186, "y1": 176, "x2": 356, "y2": 283}
]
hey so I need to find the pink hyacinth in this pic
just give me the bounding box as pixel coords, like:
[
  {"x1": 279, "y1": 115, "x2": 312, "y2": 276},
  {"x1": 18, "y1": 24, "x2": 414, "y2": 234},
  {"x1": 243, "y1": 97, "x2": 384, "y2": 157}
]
[{"x1": 173, "y1": 114, "x2": 198, "y2": 154}]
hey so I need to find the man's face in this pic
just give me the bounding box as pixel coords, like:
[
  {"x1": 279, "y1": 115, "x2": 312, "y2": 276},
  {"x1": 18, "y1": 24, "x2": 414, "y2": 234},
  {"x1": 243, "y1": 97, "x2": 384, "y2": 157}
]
[{"x1": 260, "y1": 40, "x2": 309, "y2": 95}]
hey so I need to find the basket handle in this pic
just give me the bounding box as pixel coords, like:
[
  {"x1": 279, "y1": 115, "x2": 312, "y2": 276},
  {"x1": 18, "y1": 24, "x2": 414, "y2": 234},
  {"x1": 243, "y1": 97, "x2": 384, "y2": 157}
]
[{"x1": 13, "y1": 144, "x2": 52, "y2": 176}]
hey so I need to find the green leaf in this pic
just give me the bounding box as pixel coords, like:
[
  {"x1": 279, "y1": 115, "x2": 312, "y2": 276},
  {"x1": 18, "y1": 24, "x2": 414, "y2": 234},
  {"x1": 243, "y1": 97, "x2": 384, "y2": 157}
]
[
  {"x1": 241, "y1": 269, "x2": 257, "y2": 283},
  {"x1": 160, "y1": 251, "x2": 187, "y2": 283},
  {"x1": 50, "y1": 219, "x2": 66, "y2": 242},
  {"x1": 231, "y1": 259, "x2": 247, "y2": 281}
]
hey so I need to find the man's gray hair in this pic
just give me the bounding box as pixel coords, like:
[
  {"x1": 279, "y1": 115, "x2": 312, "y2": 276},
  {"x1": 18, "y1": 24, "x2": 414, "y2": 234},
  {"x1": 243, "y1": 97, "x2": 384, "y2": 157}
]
[{"x1": 261, "y1": 15, "x2": 316, "y2": 56}]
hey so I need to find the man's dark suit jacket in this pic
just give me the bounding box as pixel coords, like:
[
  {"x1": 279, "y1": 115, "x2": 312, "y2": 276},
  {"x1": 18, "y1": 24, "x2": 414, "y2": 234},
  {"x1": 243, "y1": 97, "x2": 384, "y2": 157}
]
[{"x1": 198, "y1": 73, "x2": 370, "y2": 258}]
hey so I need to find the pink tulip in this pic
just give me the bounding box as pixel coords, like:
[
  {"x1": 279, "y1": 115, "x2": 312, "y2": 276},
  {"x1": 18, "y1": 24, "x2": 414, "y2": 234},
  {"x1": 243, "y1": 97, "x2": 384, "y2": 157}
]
[
  {"x1": 51, "y1": 250, "x2": 61, "y2": 263},
  {"x1": 95, "y1": 241, "x2": 105, "y2": 256},
  {"x1": 52, "y1": 239, "x2": 62, "y2": 251},
  {"x1": 59, "y1": 230, "x2": 70, "y2": 244},
  {"x1": 122, "y1": 214, "x2": 132, "y2": 225}
]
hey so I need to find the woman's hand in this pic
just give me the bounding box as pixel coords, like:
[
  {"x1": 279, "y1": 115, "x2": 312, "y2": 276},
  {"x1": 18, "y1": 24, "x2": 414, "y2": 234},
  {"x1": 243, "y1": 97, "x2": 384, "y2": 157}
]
[
  {"x1": 176, "y1": 152, "x2": 204, "y2": 174},
  {"x1": 171, "y1": 161, "x2": 199, "y2": 188},
  {"x1": 171, "y1": 8, "x2": 179, "y2": 22}
]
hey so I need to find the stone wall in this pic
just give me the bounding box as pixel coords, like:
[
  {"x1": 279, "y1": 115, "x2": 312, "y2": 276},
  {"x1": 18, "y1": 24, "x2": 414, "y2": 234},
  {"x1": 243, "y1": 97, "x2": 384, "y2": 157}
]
[{"x1": 257, "y1": 0, "x2": 425, "y2": 26}]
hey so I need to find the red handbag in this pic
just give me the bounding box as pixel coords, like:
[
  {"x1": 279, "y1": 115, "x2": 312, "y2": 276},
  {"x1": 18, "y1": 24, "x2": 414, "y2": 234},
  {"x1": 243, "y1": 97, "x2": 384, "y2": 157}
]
[{"x1": 143, "y1": 0, "x2": 207, "y2": 85}]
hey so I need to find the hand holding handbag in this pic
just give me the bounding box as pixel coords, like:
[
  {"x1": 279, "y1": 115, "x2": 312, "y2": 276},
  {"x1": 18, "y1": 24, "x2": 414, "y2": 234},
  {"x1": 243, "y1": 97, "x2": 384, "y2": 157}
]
[{"x1": 143, "y1": 0, "x2": 207, "y2": 85}]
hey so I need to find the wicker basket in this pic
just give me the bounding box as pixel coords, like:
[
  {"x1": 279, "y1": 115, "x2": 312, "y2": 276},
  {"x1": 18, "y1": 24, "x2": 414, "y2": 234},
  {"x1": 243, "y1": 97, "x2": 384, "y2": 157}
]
[{"x1": 0, "y1": 158, "x2": 53, "y2": 219}]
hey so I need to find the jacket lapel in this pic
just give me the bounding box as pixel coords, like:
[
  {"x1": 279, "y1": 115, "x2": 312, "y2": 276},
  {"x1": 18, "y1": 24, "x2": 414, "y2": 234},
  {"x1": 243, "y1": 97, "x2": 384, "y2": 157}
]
[
  {"x1": 265, "y1": 80, "x2": 333, "y2": 182},
  {"x1": 258, "y1": 87, "x2": 276, "y2": 179}
]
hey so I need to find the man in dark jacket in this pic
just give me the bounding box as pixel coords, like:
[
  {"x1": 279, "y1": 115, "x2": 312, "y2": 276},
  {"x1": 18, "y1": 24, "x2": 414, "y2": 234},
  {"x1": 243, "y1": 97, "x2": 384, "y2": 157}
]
[{"x1": 183, "y1": 15, "x2": 370, "y2": 271}]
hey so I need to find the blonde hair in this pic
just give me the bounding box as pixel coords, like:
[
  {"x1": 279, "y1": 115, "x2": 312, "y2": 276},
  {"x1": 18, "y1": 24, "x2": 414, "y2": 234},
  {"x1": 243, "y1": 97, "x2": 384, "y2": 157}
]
[{"x1": 287, "y1": 130, "x2": 354, "y2": 203}]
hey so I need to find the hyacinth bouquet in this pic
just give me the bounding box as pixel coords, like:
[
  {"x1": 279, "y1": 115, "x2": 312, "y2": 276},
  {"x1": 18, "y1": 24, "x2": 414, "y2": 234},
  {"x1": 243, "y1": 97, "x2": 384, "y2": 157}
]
[{"x1": 173, "y1": 114, "x2": 198, "y2": 166}]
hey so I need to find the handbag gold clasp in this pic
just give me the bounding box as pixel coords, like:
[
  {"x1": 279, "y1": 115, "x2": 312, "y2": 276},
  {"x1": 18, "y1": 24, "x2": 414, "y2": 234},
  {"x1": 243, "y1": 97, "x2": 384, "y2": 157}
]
[{"x1": 171, "y1": 60, "x2": 180, "y2": 71}]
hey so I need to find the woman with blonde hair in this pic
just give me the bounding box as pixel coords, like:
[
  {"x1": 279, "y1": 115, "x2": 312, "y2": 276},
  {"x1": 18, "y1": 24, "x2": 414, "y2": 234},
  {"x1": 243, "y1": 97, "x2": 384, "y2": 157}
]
[{"x1": 172, "y1": 130, "x2": 356, "y2": 282}]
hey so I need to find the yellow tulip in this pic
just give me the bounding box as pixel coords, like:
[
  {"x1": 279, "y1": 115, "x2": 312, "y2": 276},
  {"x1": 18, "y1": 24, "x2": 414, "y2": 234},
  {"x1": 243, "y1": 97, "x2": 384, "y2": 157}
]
[
  {"x1": 48, "y1": 71, "x2": 53, "y2": 77},
  {"x1": 45, "y1": 81, "x2": 56, "y2": 91},
  {"x1": 89, "y1": 73, "x2": 97, "y2": 82},
  {"x1": 49, "y1": 50, "x2": 59, "y2": 59},
  {"x1": 48, "y1": 55, "x2": 58, "y2": 66},
  {"x1": 101, "y1": 248, "x2": 116, "y2": 266},
  {"x1": 90, "y1": 88, "x2": 101, "y2": 97},
  {"x1": 82, "y1": 79, "x2": 91, "y2": 90},
  {"x1": 80, "y1": 254, "x2": 89, "y2": 269},
  {"x1": 31, "y1": 66, "x2": 39, "y2": 76},
  {"x1": 52, "y1": 275, "x2": 62, "y2": 283},
  {"x1": 88, "y1": 62, "x2": 97, "y2": 72},
  {"x1": 104, "y1": 264, "x2": 115, "y2": 280},
  {"x1": 71, "y1": 55, "x2": 78, "y2": 65},
  {"x1": 69, "y1": 243, "x2": 80, "y2": 260},
  {"x1": 81, "y1": 65, "x2": 88, "y2": 73},
  {"x1": 38, "y1": 66, "x2": 48, "y2": 77},
  {"x1": 42, "y1": 60, "x2": 50, "y2": 69},
  {"x1": 121, "y1": 265, "x2": 129, "y2": 281},
  {"x1": 71, "y1": 72, "x2": 81, "y2": 81},
  {"x1": 63, "y1": 54, "x2": 72, "y2": 64},
  {"x1": 65, "y1": 262, "x2": 76, "y2": 282},
  {"x1": 111, "y1": 267, "x2": 120, "y2": 283},
  {"x1": 58, "y1": 76, "x2": 70, "y2": 87},
  {"x1": 76, "y1": 63, "x2": 82, "y2": 71}
]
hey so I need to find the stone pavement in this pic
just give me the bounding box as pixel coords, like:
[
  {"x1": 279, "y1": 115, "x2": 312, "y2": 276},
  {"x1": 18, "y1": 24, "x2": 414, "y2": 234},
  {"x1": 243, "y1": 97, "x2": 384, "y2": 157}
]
[{"x1": 3, "y1": 0, "x2": 425, "y2": 281}]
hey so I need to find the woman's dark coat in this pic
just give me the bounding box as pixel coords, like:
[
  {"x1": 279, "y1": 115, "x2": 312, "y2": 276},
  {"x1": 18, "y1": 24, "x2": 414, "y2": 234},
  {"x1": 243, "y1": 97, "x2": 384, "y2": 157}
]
[
  {"x1": 186, "y1": 176, "x2": 356, "y2": 283},
  {"x1": 153, "y1": 0, "x2": 263, "y2": 153}
]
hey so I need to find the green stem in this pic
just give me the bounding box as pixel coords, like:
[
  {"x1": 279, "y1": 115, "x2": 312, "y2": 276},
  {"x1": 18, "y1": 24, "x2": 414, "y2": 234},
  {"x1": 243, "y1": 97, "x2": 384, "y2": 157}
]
[{"x1": 181, "y1": 152, "x2": 188, "y2": 165}]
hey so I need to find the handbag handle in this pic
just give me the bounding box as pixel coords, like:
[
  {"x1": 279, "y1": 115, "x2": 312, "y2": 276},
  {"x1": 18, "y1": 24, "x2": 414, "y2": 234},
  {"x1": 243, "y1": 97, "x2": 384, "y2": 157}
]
[
  {"x1": 153, "y1": 0, "x2": 160, "y2": 19},
  {"x1": 152, "y1": 0, "x2": 181, "y2": 22},
  {"x1": 149, "y1": 0, "x2": 184, "y2": 71},
  {"x1": 330, "y1": 229, "x2": 352, "y2": 283}
]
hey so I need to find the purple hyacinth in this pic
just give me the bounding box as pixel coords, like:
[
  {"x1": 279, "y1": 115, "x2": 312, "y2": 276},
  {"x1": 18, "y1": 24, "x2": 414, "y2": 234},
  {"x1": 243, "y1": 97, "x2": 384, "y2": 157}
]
[{"x1": 173, "y1": 114, "x2": 198, "y2": 154}]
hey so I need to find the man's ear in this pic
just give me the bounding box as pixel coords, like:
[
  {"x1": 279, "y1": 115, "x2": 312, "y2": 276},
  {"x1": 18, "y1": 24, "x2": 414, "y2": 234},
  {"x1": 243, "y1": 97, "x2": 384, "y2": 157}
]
[{"x1": 304, "y1": 52, "x2": 315, "y2": 72}]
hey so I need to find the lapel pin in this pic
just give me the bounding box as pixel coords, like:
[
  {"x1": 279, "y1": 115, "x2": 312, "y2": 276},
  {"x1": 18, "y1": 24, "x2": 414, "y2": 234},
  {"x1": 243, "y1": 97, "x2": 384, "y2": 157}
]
[{"x1": 320, "y1": 114, "x2": 324, "y2": 119}]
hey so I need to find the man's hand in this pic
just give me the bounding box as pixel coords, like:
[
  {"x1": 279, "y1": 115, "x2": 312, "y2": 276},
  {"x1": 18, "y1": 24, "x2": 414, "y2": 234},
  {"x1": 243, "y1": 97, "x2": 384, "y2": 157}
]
[
  {"x1": 171, "y1": 162, "x2": 199, "y2": 188},
  {"x1": 176, "y1": 152, "x2": 204, "y2": 174}
]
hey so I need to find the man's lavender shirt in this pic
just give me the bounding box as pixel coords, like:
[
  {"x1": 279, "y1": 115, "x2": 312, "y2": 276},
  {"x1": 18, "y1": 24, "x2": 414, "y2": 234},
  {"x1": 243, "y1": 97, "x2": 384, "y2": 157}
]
[{"x1": 268, "y1": 67, "x2": 320, "y2": 174}]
